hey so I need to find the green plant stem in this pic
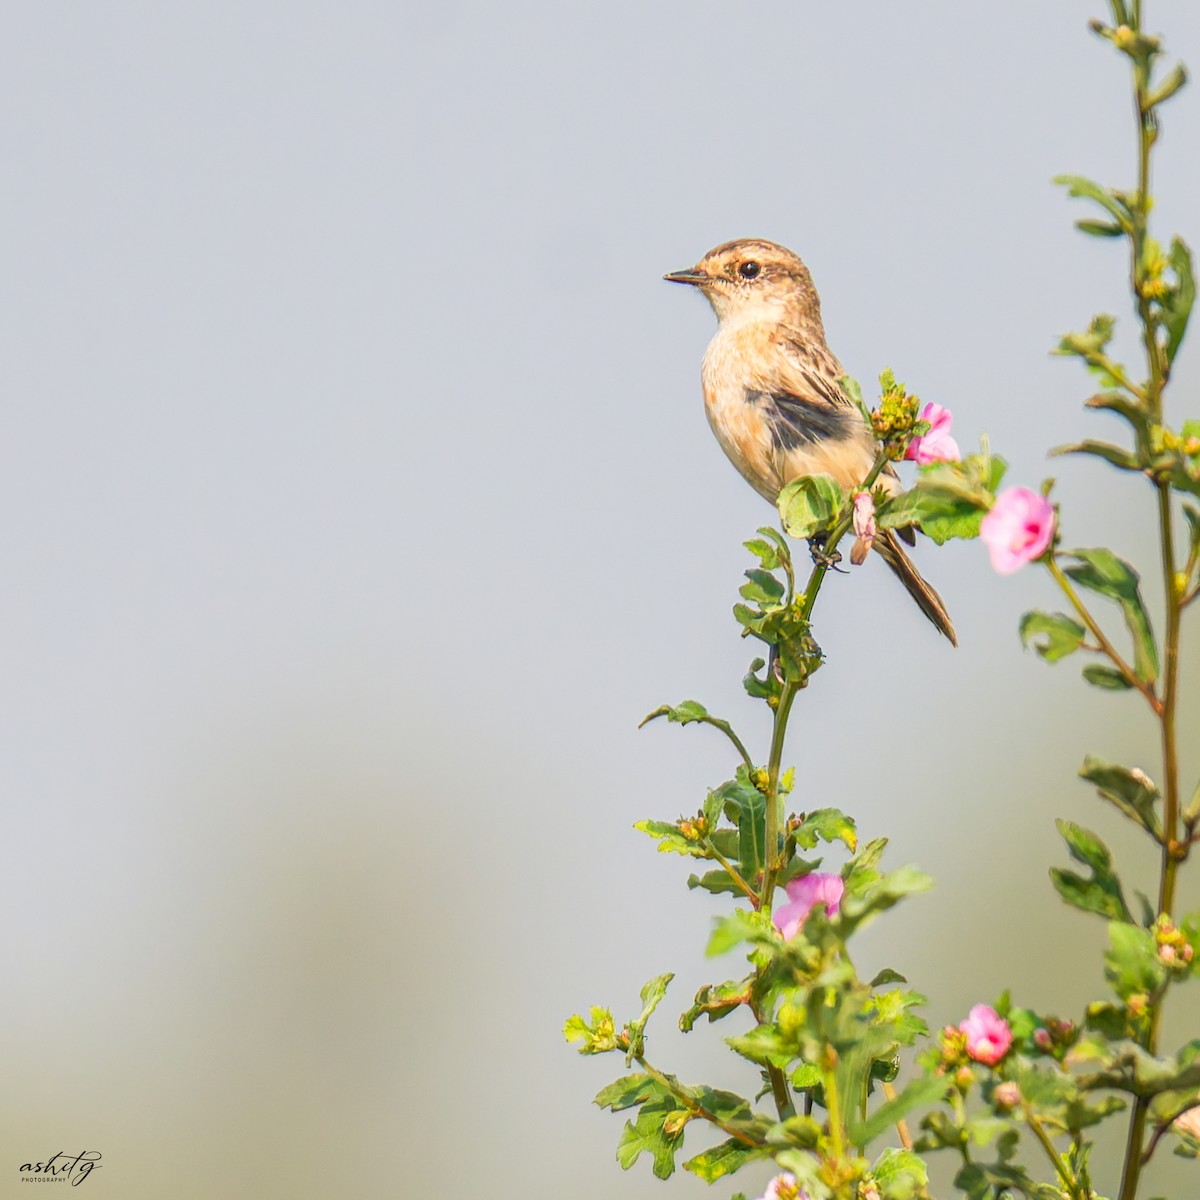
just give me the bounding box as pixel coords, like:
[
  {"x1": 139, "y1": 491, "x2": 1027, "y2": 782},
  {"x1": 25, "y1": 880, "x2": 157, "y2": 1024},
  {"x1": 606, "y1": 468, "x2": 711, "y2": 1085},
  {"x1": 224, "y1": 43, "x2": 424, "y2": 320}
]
[
  {"x1": 704, "y1": 841, "x2": 759, "y2": 906},
  {"x1": 823, "y1": 1054, "x2": 847, "y2": 1162},
  {"x1": 1118, "y1": 9, "x2": 1178, "y2": 1197},
  {"x1": 761, "y1": 681, "x2": 799, "y2": 914},
  {"x1": 1024, "y1": 1104, "x2": 1084, "y2": 1199},
  {"x1": 1155, "y1": 484, "x2": 1183, "y2": 914},
  {"x1": 1046, "y1": 556, "x2": 1162, "y2": 713},
  {"x1": 760, "y1": 454, "x2": 889, "y2": 910}
]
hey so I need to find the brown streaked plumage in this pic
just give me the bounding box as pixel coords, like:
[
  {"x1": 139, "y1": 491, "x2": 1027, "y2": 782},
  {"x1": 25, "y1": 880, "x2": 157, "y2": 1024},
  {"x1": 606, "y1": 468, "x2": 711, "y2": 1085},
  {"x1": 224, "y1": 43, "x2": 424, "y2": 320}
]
[{"x1": 665, "y1": 238, "x2": 956, "y2": 645}]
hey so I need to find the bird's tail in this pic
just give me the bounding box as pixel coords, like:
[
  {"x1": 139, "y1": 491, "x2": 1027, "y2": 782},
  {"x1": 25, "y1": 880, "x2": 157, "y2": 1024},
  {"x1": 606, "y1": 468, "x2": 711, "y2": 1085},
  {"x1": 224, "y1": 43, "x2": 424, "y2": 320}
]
[{"x1": 874, "y1": 530, "x2": 958, "y2": 646}]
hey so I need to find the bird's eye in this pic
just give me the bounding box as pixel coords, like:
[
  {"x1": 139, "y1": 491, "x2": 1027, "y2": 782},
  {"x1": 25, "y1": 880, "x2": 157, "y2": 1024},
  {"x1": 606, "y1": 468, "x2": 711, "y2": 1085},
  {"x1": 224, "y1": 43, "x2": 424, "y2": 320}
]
[{"x1": 738, "y1": 260, "x2": 761, "y2": 280}]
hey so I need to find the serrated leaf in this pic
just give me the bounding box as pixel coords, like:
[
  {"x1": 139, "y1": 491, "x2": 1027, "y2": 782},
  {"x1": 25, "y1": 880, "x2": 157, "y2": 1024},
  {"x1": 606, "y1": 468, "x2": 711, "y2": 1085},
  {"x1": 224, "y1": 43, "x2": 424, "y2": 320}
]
[
  {"x1": 1065, "y1": 548, "x2": 1158, "y2": 683},
  {"x1": 635, "y1": 973, "x2": 674, "y2": 1027},
  {"x1": 1080, "y1": 756, "x2": 1162, "y2": 840},
  {"x1": 616, "y1": 1097, "x2": 683, "y2": 1179},
  {"x1": 726, "y1": 1024, "x2": 793, "y2": 1068},
  {"x1": 743, "y1": 537, "x2": 781, "y2": 570},
  {"x1": 1105, "y1": 923, "x2": 1166, "y2": 1003},
  {"x1": 679, "y1": 978, "x2": 752, "y2": 1031},
  {"x1": 634, "y1": 819, "x2": 710, "y2": 858},
  {"x1": 794, "y1": 807, "x2": 857, "y2": 851},
  {"x1": 1051, "y1": 819, "x2": 1132, "y2": 922},
  {"x1": 872, "y1": 1146, "x2": 931, "y2": 1200},
  {"x1": 683, "y1": 1138, "x2": 766, "y2": 1182},
  {"x1": 740, "y1": 568, "x2": 786, "y2": 606},
  {"x1": 1019, "y1": 611, "x2": 1088, "y2": 662}
]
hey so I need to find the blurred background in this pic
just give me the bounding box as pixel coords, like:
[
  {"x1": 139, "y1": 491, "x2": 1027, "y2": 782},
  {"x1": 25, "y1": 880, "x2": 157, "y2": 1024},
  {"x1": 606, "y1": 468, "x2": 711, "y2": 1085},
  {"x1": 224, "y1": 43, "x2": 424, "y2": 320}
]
[{"x1": 2, "y1": 1, "x2": 1199, "y2": 1197}]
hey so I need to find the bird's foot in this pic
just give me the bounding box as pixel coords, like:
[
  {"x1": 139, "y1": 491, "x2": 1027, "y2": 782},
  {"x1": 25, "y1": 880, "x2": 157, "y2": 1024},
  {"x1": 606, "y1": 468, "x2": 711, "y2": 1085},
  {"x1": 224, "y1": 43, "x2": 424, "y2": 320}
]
[{"x1": 807, "y1": 535, "x2": 845, "y2": 572}]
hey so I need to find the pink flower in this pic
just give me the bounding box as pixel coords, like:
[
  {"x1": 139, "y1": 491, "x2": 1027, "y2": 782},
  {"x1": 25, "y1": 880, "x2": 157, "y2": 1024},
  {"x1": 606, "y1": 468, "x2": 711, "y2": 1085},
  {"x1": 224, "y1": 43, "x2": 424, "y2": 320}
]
[
  {"x1": 773, "y1": 873, "x2": 844, "y2": 940},
  {"x1": 905, "y1": 402, "x2": 961, "y2": 464},
  {"x1": 959, "y1": 1005, "x2": 1013, "y2": 1066},
  {"x1": 759, "y1": 1173, "x2": 807, "y2": 1200},
  {"x1": 851, "y1": 491, "x2": 876, "y2": 565},
  {"x1": 1175, "y1": 1106, "x2": 1200, "y2": 1141},
  {"x1": 980, "y1": 487, "x2": 1055, "y2": 574}
]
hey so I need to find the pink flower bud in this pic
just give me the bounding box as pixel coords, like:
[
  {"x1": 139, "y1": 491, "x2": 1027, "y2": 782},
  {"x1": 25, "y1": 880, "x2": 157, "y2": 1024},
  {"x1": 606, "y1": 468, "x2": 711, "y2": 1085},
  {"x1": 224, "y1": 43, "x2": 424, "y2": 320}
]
[
  {"x1": 993, "y1": 1081, "x2": 1021, "y2": 1111},
  {"x1": 851, "y1": 491, "x2": 877, "y2": 565},
  {"x1": 905, "y1": 402, "x2": 961, "y2": 464},
  {"x1": 980, "y1": 487, "x2": 1055, "y2": 574},
  {"x1": 772, "y1": 873, "x2": 844, "y2": 941},
  {"x1": 959, "y1": 1004, "x2": 1013, "y2": 1066}
]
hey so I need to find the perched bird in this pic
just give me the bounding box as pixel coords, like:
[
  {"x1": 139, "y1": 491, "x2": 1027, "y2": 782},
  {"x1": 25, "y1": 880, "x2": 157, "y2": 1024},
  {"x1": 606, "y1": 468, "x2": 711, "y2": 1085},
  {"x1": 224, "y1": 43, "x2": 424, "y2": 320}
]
[{"x1": 665, "y1": 238, "x2": 956, "y2": 645}]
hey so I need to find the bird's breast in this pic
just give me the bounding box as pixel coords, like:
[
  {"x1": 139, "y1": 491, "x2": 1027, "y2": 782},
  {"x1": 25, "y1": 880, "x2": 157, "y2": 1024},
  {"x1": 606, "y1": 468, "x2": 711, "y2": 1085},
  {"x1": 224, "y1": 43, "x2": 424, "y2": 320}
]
[{"x1": 699, "y1": 323, "x2": 877, "y2": 498}]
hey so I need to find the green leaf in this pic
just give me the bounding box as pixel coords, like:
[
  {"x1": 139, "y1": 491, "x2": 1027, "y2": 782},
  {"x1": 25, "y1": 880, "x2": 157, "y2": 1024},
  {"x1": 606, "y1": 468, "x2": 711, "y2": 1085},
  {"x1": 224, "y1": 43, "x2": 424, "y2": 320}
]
[
  {"x1": 1164, "y1": 236, "x2": 1196, "y2": 366},
  {"x1": 616, "y1": 1096, "x2": 683, "y2": 1179},
  {"x1": 872, "y1": 1146, "x2": 931, "y2": 1200},
  {"x1": 1080, "y1": 756, "x2": 1162, "y2": 841},
  {"x1": 841, "y1": 864, "x2": 934, "y2": 934},
  {"x1": 777, "y1": 473, "x2": 846, "y2": 539},
  {"x1": 634, "y1": 819, "x2": 710, "y2": 858},
  {"x1": 849, "y1": 1077, "x2": 947, "y2": 1148},
  {"x1": 679, "y1": 978, "x2": 752, "y2": 1031},
  {"x1": 1086, "y1": 390, "x2": 1152, "y2": 436},
  {"x1": 1051, "y1": 819, "x2": 1132, "y2": 922},
  {"x1": 635, "y1": 974, "x2": 673, "y2": 1029},
  {"x1": 1146, "y1": 62, "x2": 1189, "y2": 109},
  {"x1": 1082, "y1": 664, "x2": 1134, "y2": 690},
  {"x1": 871, "y1": 968, "x2": 908, "y2": 987},
  {"x1": 838, "y1": 373, "x2": 873, "y2": 425},
  {"x1": 1051, "y1": 439, "x2": 1141, "y2": 470},
  {"x1": 564, "y1": 1005, "x2": 619, "y2": 1054},
  {"x1": 683, "y1": 1138, "x2": 767, "y2": 1182},
  {"x1": 726, "y1": 1023, "x2": 793, "y2": 1068},
  {"x1": 1105, "y1": 923, "x2": 1166, "y2": 1003},
  {"x1": 740, "y1": 568, "x2": 786, "y2": 606},
  {"x1": 1054, "y1": 175, "x2": 1132, "y2": 230},
  {"x1": 793, "y1": 807, "x2": 857, "y2": 851},
  {"x1": 639, "y1": 701, "x2": 752, "y2": 767},
  {"x1": 708, "y1": 909, "x2": 773, "y2": 957},
  {"x1": 737, "y1": 788, "x2": 766, "y2": 881},
  {"x1": 743, "y1": 537, "x2": 781, "y2": 570},
  {"x1": 1075, "y1": 218, "x2": 1125, "y2": 238},
  {"x1": 595, "y1": 1073, "x2": 668, "y2": 1111},
  {"x1": 1019, "y1": 611, "x2": 1088, "y2": 662},
  {"x1": 1064, "y1": 548, "x2": 1159, "y2": 683},
  {"x1": 687, "y1": 869, "x2": 745, "y2": 897}
]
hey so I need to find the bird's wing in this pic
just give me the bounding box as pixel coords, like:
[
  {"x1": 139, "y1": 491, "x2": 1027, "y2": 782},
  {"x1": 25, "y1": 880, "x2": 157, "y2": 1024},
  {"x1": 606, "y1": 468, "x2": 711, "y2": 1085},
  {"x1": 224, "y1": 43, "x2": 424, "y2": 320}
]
[{"x1": 776, "y1": 326, "x2": 857, "y2": 411}]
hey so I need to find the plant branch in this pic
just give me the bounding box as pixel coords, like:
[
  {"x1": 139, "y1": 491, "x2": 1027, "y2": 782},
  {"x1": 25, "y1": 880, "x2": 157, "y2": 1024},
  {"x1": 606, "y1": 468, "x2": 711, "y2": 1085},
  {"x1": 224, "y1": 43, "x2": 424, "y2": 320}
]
[
  {"x1": 633, "y1": 1056, "x2": 763, "y2": 1148},
  {"x1": 1046, "y1": 556, "x2": 1162, "y2": 713}
]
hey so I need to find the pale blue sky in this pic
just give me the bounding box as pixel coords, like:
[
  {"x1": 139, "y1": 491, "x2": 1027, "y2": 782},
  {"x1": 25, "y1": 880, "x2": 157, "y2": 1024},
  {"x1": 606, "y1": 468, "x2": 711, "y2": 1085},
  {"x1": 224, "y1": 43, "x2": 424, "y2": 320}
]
[{"x1": 2, "y1": 3, "x2": 1199, "y2": 1197}]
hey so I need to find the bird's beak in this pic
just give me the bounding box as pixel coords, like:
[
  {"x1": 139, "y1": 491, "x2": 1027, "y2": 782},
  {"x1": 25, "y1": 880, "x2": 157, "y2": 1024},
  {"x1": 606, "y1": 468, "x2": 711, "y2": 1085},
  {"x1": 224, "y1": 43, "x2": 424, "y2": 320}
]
[{"x1": 663, "y1": 267, "x2": 709, "y2": 286}]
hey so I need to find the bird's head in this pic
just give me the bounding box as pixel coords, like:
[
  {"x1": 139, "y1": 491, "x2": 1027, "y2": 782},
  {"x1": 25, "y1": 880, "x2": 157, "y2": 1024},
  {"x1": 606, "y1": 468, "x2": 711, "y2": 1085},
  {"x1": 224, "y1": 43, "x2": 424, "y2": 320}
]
[{"x1": 664, "y1": 238, "x2": 819, "y2": 324}]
